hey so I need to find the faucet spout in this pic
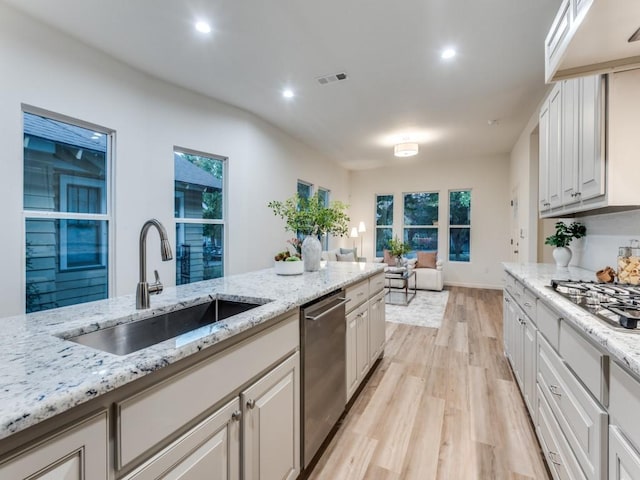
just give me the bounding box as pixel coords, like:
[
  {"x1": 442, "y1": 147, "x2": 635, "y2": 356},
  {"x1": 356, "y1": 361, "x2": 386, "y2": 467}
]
[{"x1": 137, "y1": 219, "x2": 173, "y2": 309}]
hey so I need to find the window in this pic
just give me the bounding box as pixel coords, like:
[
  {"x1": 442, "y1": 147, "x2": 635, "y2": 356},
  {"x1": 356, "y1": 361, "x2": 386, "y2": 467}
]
[
  {"x1": 297, "y1": 180, "x2": 313, "y2": 200},
  {"x1": 375, "y1": 194, "x2": 393, "y2": 257},
  {"x1": 449, "y1": 190, "x2": 471, "y2": 262},
  {"x1": 174, "y1": 148, "x2": 226, "y2": 285},
  {"x1": 403, "y1": 192, "x2": 439, "y2": 257},
  {"x1": 23, "y1": 110, "x2": 112, "y2": 313},
  {"x1": 317, "y1": 187, "x2": 330, "y2": 250}
]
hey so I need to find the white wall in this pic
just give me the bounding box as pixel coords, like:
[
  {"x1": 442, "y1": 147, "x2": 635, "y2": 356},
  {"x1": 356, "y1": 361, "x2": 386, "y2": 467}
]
[
  {"x1": 0, "y1": 3, "x2": 349, "y2": 317},
  {"x1": 348, "y1": 155, "x2": 511, "y2": 289}
]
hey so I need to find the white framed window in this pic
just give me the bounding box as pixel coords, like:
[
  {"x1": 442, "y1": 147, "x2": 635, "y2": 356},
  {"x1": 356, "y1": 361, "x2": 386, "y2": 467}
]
[
  {"x1": 297, "y1": 180, "x2": 313, "y2": 200},
  {"x1": 375, "y1": 194, "x2": 394, "y2": 257},
  {"x1": 403, "y1": 191, "x2": 439, "y2": 257},
  {"x1": 174, "y1": 147, "x2": 226, "y2": 285},
  {"x1": 23, "y1": 107, "x2": 113, "y2": 313},
  {"x1": 449, "y1": 190, "x2": 471, "y2": 262},
  {"x1": 318, "y1": 187, "x2": 330, "y2": 249}
]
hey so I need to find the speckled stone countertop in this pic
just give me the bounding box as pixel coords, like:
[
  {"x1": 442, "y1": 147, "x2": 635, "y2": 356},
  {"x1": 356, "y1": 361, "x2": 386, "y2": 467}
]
[
  {"x1": 503, "y1": 262, "x2": 640, "y2": 377},
  {"x1": 0, "y1": 262, "x2": 385, "y2": 441}
]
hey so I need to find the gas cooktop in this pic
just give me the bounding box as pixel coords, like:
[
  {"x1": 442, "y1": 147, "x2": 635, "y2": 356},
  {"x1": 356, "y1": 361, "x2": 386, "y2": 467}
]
[{"x1": 551, "y1": 280, "x2": 640, "y2": 330}]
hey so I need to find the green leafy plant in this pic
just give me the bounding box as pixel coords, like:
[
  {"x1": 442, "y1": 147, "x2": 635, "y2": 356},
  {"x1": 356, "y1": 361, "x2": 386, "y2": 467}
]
[
  {"x1": 387, "y1": 236, "x2": 411, "y2": 257},
  {"x1": 268, "y1": 193, "x2": 350, "y2": 237},
  {"x1": 545, "y1": 221, "x2": 586, "y2": 248}
]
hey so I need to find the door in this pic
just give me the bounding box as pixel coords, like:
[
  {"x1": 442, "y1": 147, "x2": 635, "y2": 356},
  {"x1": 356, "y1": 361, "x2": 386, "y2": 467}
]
[
  {"x1": 356, "y1": 305, "x2": 370, "y2": 380},
  {"x1": 610, "y1": 426, "x2": 640, "y2": 480},
  {"x1": 578, "y1": 75, "x2": 605, "y2": 201},
  {"x1": 562, "y1": 78, "x2": 580, "y2": 205},
  {"x1": 523, "y1": 318, "x2": 538, "y2": 416},
  {"x1": 548, "y1": 82, "x2": 563, "y2": 209},
  {"x1": 539, "y1": 94, "x2": 550, "y2": 212},
  {"x1": 242, "y1": 352, "x2": 300, "y2": 480},
  {"x1": 346, "y1": 308, "x2": 358, "y2": 400},
  {"x1": 0, "y1": 412, "x2": 107, "y2": 480},
  {"x1": 368, "y1": 291, "x2": 385, "y2": 364}
]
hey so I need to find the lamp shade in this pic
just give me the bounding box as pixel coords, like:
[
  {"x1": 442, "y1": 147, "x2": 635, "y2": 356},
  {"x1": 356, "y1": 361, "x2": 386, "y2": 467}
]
[
  {"x1": 358, "y1": 221, "x2": 366, "y2": 233},
  {"x1": 350, "y1": 227, "x2": 359, "y2": 238},
  {"x1": 394, "y1": 142, "x2": 419, "y2": 157}
]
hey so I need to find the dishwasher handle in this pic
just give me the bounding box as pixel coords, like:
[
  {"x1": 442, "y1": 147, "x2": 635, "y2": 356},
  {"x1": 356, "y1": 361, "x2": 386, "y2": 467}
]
[{"x1": 305, "y1": 298, "x2": 350, "y2": 321}]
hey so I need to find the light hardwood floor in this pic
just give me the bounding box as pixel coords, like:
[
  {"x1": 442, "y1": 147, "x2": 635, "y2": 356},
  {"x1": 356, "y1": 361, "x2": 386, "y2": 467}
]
[{"x1": 309, "y1": 287, "x2": 550, "y2": 480}]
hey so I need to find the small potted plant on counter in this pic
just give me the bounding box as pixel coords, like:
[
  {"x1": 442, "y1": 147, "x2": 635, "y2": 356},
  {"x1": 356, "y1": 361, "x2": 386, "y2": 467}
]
[
  {"x1": 273, "y1": 248, "x2": 303, "y2": 275},
  {"x1": 545, "y1": 221, "x2": 586, "y2": 267},
  {"x1": 268, "y1": 193, "x2": 349, "y2": 272}
]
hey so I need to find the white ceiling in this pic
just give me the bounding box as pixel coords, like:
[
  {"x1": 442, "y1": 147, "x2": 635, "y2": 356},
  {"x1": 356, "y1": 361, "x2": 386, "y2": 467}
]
[{"x1": 4, "y1": 0, "x2": 561, "y2": 170}]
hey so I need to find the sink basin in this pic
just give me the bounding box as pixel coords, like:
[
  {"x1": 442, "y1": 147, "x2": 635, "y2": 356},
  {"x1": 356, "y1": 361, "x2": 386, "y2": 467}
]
[{"x1": 65, "y1": 299, "x2": 264, "y2": 355}]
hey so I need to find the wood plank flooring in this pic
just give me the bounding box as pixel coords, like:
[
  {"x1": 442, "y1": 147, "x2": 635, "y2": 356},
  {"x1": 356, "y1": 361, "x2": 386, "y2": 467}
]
[{"x1": 309, "y1": 287, "x2": 550, "y2": 480}]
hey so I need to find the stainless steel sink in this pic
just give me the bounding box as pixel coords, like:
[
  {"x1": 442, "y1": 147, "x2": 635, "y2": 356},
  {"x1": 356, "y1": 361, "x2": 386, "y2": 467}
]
[{"x1": 64, "y1": 299, "x2": 264, "y2": 355}]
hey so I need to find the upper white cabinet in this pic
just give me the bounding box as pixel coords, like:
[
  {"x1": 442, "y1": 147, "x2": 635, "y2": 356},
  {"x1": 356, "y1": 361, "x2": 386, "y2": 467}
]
[{"x1": 545, "y1": 0, "x2": 640, "y2": 82}]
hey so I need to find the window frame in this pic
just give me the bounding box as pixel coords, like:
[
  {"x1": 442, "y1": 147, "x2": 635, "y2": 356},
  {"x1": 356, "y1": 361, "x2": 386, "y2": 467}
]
[
  {"x1": 374, "y1": 193, "x2": 394, "y2": 258},
  {"x1": 22, "y1": 105, "x2": 114, "y2": 313},
  {"x1": 402, "y1": 191, "x2": 439, "y2": 258},
  {"x1": 317, "y1": 187, "x2": 330, "y2": 250},
  {"x1": 448, "y1": 189, "x2": 471, "y2": 263},
  {"x1": 174, "y1": 146, "x2": 228, "y2": 283}
]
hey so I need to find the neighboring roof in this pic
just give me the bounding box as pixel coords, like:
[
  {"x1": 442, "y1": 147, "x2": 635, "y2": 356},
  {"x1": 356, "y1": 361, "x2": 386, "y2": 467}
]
[
  {"x1": 174, "y1": 155, "x2": 222, "y2": 190},
  {"x1": 23, "y1": 112, "x2": 107, "y2": 152}
]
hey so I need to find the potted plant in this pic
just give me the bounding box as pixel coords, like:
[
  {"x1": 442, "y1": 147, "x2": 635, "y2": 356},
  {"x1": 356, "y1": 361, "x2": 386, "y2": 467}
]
[
  {"x1": 273, "y1": 248, "x2": 303, "y2": 275},
  {"x1": 545, "y1": 221, "x2": 586, "y2": 267},
  {"x1": 387, "y1": 236, "x2": 411, "y2": 267},
  {"x1": 268, "y1": 193, "x2": 350, "y2": 271}
]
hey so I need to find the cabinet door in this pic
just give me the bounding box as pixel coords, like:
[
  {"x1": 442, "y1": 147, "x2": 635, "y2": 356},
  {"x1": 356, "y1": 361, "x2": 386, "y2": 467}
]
[
  {"x1": 548, "y1": 83, "x2": 563, "y2": 209},
  {"x1": 346, "y1": 308, "x2": 358, "y2": 400},
  {"x1": 539, "y1": 96, "x2": 550, "y2": 212},
  {"x1": 242, "y1": 352, "x2": 300, "y2": 480},
  {"x1": 124, "y1": 399, "x2": 240, "y2": 480},
  {"x1": 523, "y1": 318, "x2": 538, "y2": 416},
  {"x1": 368, "y1": 292, "x2": 385, "y2": 364},
  {"x1": 0, "y1": 411, "x2": 107, "y2": 480},
  {"x1": 356, "y1": 306, "x2": 370, "y2": 380},
  {"x1": 610, "y1": 426, "x2": 640, "y2": 480},
  {"x1": 561, "y1": 78, "x2": 580, "y2": 205},
  {"x1": 578, "y1": 75, "x2": 605, "y2": 201},
  {"x1": 503, "y1": 293, "x2": 514, "y2": 359}
]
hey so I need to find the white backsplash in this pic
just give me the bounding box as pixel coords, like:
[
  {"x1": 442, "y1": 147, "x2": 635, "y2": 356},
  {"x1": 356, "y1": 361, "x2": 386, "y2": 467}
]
[{"x1": 572, "y1": 209, "x2": 640, "y2": 272}]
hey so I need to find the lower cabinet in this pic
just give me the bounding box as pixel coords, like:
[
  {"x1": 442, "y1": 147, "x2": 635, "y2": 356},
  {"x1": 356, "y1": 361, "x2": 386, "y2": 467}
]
[
  {"x1": 346, "y1": 301, "x2": 369, "y2": 401},
  {"x1": 0, "y1": 411, "x2": 108, "y2": 480},
  {"x1": 610, "y1": 426, "x2": 640, "y2": 480},
  {"x1": 369, "y1": 290, "x2": 386, "y2": 364},
  {"x1": 124, "y1": 399, "x2": 240, "y2": 480},
  {"x1": 242, "y1": 352, "x2": 299, "y2": 480}
]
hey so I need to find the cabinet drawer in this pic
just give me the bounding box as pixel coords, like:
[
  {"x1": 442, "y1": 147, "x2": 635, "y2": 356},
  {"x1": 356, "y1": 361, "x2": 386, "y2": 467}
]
[
  {"x1": 504, "y1": 273, "x2": 517, "y2": 295},
  {"x1": 609, "y1": 425, "x2": 640, "y2": 480},
  {"x1": 559, "y1": 320, "x2": 608, "y2": 405},
  {"x1": 521, "y1": 288, "x2": 538, "y2": 321},
  {"x1": 369, "y1": 272, "x2": 385, "y2": 296},
  {"x1": 123, "y1": 398, "x2": 240, "y2": 480},
  {"x1": 537, "y1": 335, "x2": 607, "y2": 480},
  {"x1": 116, "y1": 314, "x2": 298, "y2": 469},
  {"x1": 537, "y1": 301, "x2": 561, "y2": 351},
  {"x1": 346, "y1": 280, "x2": 369, "y2": 312},
  {"x1": 536, "y1": 385, "x2": 587, "y2": 480},
  {"x1": 610, "y1": 362, "x2": 640, "y2": 452}
]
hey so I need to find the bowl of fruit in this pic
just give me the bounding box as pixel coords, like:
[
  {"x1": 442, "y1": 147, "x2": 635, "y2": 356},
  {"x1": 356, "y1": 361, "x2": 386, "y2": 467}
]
[{"x1": 274, "y1": 250, "x2": 304, "y2": 275}]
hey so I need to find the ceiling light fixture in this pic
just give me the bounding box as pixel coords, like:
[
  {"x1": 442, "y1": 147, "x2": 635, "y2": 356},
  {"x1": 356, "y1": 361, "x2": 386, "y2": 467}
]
[
  {"x1": 394, "y1": 142, "x2": 419, "y2": 157},
  {"x1": 282, "y1": 89, "x2": 295, "y2": 99},
  {"x1": 195, "y1": 21, "x2": 211, "y2": 33},
  {"x1": 441, "y1": 48, "x2": 456, "y2": 59}
]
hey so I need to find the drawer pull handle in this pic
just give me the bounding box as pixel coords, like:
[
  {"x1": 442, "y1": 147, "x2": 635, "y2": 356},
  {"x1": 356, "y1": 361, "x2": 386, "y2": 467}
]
[
  {"x1": 524, "y1": 302, "x2": 532, "y2": 308},
  {"x1": 231, "y1": 410, "x2": 242, "y2": 422},
  {"x1": 549, "y1": 384, "x2": 562, "y2": 397},
  {"x1": 505, "y1": 298, "x2": 511, "y2": 303},
  {"x1": 357, "y1": 292, "x2": 365, "y2": 297},
  {"x1": 246, "y1": 399, "x2": 256, "y2": 409},
  {"x1": 548, "y1": 451, "x2": 562, "y2": 466}
]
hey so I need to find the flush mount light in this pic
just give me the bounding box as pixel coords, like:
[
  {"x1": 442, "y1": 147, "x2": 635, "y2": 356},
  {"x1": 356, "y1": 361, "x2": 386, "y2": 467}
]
[
  {"x1": 441, "y1": 48, "x2": 456, "y2": 59},
  {"x1": 394, "y1": 143, "x2": 419, "y2": 157},
  {"x1": 195, "y1": 21, "x2": 211, "y2": 33},
  {"x1": 282, "y1": 89, "x2": 295, "y2": 99}
]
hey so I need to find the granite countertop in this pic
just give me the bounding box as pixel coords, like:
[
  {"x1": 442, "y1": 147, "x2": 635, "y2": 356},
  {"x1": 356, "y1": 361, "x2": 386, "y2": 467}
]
[
  {"x1": 503, "y1": 262, "x2": 640, "y2": 378},
  {"x1": 0, "y1": 261, "x2": 385, "y2": 441}
]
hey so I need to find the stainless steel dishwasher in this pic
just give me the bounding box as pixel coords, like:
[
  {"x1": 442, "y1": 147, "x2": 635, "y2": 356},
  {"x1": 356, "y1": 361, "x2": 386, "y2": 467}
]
[{"x1": 300, "y1": 289, "x2": 348, "y2": 470}]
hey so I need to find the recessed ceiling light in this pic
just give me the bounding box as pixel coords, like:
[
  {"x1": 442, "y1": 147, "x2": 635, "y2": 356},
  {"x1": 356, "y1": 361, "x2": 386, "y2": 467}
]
[
  {"x1": 441, "y1": 48, "x2": 456, "y2": 59},
  {"x1": 282, "y1": 89, "x2": 295, "y2": 99},
  {"x1": 195, "y1": 21, "x2": 211, "y2": 34}
]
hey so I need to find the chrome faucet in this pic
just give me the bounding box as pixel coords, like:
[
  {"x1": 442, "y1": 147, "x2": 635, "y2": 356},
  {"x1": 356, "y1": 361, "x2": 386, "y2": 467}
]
[{"x1": 136, "y1": 219, "x2": 173, "y2": 309}]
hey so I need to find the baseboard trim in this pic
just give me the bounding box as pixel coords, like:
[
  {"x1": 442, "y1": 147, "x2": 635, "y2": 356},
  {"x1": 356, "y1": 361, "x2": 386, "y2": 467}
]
[{"x1": 443, "y1": 281, "x2": 503, "y2": 290}]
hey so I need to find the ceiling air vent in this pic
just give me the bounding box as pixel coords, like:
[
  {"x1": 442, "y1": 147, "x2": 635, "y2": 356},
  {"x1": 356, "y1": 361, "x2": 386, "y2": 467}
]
[{"x1": 316, "y1": 72, "x2": 348, "y2": 85}]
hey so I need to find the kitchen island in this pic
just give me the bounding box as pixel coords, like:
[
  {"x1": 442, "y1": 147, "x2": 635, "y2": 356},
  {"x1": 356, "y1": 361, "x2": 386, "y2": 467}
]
[{"x1": 0, "y1": 261, "x2": 385, "y2": 479}]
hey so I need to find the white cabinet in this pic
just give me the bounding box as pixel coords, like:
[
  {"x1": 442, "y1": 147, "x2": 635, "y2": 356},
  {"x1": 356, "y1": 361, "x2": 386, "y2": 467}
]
[
  {"x1": 242, "y1": 352, "x2": 300, "y2": 480},
  {"x1": 610, "y1": 426, "x2": 640, "y2": 480},
  {"x1": 545, "y1": 0, "x2": 640, "y2": 82},
  {"x1": 346, "y1": 301, "x2": 370, "y2": 401},
  {"x1": 522, "y1": 318, "x2": 537, "y2": 415},
  {"x1": 539, "y1": 74, "x2": 605, "y2": 217},
  {"x1": 0, "y1": 411, "x2": 108, "y2": 480},
  {"x1": 368, "y1": 290, "x2": 385, "y2": 364},
  {"x1": 124, "y1": 400, "x2": 240, "y2": 480}
]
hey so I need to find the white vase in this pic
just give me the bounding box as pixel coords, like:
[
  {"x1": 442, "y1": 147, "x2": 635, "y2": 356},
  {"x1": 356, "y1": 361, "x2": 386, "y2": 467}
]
[
  {"x1": 301, "y1": 235, "x2": 322, "y2": 272},
  {"x1": 553, "y1": 246, "x2": 572, "y2": 268}
]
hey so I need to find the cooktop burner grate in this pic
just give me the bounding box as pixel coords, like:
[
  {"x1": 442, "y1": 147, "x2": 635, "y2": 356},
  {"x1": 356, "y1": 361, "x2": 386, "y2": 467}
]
[{"x1": 550, "y1": 280, "x2": 640, "y2": 330}]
